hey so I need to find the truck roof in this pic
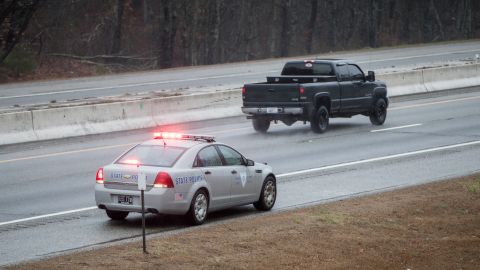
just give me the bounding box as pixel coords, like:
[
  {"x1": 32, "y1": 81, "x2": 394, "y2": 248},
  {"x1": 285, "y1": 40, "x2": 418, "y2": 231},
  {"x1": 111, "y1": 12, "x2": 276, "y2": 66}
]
[{"x1": 286, "y1": 59, "x2": 354, "y2": 66}]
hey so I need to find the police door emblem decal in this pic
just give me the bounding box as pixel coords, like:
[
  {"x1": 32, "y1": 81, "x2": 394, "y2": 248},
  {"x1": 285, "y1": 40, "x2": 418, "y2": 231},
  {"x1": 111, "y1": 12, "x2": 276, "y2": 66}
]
[{"x1": 240, "y1": 172, "x2": 247, "y2": 187}]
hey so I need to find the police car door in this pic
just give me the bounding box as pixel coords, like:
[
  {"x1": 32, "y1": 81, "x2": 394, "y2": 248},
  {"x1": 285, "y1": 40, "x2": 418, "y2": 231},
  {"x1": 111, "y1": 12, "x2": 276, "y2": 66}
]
[
  {"x1": 194, "y1": 146, "x2": 231, "y2": 209},
  {"x1": 216, "y1": 145, "x2": 256, "y2": 205}
]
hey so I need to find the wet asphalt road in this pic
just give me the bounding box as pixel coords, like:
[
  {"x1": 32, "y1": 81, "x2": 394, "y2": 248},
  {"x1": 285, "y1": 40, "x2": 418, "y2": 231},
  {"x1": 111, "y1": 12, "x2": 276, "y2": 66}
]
[{"x1": 1, "y1": 88, "x2": 480, "y2": 266}]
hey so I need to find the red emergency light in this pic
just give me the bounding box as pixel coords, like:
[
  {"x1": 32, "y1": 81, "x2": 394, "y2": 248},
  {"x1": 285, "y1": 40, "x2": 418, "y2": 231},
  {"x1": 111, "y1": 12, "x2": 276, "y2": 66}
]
[{"x1": 153, "y1": 132, "x2": 215, "y2": 142}]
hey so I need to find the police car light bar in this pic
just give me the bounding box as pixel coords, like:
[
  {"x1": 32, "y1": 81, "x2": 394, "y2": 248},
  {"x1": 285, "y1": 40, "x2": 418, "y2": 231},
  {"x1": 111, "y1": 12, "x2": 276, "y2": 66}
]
[{"x1": 153, "y1": 132, "x2": 215, "y2": 142}]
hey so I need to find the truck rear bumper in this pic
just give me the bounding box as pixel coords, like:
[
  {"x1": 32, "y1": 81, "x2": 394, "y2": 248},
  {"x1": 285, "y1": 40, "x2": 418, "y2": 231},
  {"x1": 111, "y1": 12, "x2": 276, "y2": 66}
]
[{"x1": 242, "y1": 107, "x2": 304, "y2": 115}]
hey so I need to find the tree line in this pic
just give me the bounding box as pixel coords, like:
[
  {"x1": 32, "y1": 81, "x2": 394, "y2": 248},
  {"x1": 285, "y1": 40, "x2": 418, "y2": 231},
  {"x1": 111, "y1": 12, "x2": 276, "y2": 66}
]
[{"x1": 0, "y1": 0, "x2": 478, "y2": 71}]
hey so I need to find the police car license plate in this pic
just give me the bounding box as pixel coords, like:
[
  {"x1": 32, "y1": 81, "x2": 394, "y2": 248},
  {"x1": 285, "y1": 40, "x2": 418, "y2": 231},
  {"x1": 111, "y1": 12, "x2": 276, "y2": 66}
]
[
  {"x1": 118, "y1": 195, "x2": 133, "y2": 205},
  {"x1": 266, "y1": 107, "x2": 278, "y2": 114}
]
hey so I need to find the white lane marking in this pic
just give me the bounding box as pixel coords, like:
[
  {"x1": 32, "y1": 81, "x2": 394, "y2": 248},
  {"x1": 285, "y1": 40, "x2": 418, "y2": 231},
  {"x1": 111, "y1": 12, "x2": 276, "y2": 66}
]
[
  {"x1": 391, "y1": 95, "x2": 480, "y2": 111},
  {"x1": 1, "y1": 47, "x2": 479, "y2": 100},
  {"x1": 0, "y1": 206, "x2": 97, "y2": 226},
  {"x1": 370, "y1": 123, "x2": 422, "y2": 133},
  {"x1": 0, "y1": 142, "x2": 137, "y2": 164},
  {"x1": 277, "y1": 140, "x2": 480, "y2": 178},
  {"x1": 0, "y1": 70, "x2": 279, "y2": 100},
  {"x1": 2, "y1": 139, "x2": 479, "y2": 227}
]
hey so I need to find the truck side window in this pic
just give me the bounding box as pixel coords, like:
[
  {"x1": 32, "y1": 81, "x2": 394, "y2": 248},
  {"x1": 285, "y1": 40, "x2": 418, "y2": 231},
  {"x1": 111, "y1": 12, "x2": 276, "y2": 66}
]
[
  {"x1": 313, "y1": 63, "x2": 335, "y2": 76},
  {"x1": 337, "y1": 65, "x2": 350, "y2": 81},
  {"x1": 348, "y1": 65, "x2": 364, "y2": 81}
]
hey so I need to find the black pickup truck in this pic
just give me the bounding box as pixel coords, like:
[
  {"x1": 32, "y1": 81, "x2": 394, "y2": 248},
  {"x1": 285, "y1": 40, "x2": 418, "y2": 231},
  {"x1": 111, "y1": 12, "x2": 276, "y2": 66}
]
[{"x1": 241, "y1": 59, "x2": 388, "y2": 133}]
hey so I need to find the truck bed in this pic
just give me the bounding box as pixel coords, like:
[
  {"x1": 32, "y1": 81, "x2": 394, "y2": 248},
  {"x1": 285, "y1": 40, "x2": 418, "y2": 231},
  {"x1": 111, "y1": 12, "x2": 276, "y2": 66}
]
[{"x1": 243, "y1": 83, "x2": 301, "y2": 104}]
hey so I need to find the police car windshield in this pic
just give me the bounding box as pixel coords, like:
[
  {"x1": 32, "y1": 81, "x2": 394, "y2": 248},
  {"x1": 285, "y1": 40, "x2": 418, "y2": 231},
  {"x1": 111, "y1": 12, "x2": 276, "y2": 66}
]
[{"x1": 116, "y1": 145, "x2": 186, "y2": 167}]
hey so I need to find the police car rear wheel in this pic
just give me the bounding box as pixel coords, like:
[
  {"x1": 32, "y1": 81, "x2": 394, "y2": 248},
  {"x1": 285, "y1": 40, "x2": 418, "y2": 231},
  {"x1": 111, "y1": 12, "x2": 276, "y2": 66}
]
[
  {"x1": 106, "y1": 210, "x2": 129, "y2": 220},
  {"x1": 254, "y1": 176, "x2": 276, "y2": 211},
  {"x1": 187, "y1": 189, "x2": 209, "y2": 225}
]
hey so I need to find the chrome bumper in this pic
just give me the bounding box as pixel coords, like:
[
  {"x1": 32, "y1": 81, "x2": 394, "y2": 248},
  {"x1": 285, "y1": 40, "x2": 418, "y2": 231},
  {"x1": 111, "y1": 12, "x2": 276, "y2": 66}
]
[
  {"x1": 94, "y1": 184, "x2": 190, "y2": 215},
  {"x1": 241, "y1": 107, "x2": 304, "y2": 115}
]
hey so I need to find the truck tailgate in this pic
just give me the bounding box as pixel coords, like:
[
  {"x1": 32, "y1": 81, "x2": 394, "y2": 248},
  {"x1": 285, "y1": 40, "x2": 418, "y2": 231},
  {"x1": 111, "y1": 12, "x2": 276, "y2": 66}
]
[{"x1": 244, "y1": 83, "x2": 300, "y2": 104}]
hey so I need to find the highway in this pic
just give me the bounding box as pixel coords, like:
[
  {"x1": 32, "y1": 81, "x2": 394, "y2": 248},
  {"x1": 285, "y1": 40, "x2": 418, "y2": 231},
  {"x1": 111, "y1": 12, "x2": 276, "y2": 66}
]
[
  {"x1": 0, "y1": 41, "x2": 479, "y2": 109},
  {"x1": 1, "y1": 88, "x2": 480, "y2": 266}
]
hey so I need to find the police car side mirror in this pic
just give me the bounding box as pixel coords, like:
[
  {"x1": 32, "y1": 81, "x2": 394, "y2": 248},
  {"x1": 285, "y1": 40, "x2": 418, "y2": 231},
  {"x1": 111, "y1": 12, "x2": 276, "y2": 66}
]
[{"x1": 246, "y1": 159, "x2": 255, "y2": 166}]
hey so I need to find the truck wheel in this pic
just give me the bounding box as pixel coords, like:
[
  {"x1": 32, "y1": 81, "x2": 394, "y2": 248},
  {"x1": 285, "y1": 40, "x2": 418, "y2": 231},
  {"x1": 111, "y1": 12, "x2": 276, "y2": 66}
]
[
  {"x1": 310, "y1": 106, "x2": 329, "y2": 133},
  {"x1": 370, "y1": 98, "x2": 387, "y2": 125},
  {"x1": 252, "y1": 118, "x2": 270, "y2": 133}
]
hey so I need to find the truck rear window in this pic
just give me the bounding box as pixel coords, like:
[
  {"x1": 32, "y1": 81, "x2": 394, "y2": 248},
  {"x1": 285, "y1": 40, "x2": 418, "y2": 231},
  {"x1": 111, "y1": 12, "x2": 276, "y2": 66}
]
[
  {"x1": 281, "y1": 63, "x2": 334, "y2": 76},
  {"x1": 116, "y1": 145, "x2": 186, "y2": 167}
]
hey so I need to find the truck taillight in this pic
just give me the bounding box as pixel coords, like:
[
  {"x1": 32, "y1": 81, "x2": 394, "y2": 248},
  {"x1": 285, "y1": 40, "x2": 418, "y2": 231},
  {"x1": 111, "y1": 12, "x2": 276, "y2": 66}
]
[
  {"x1": 96, "y1": 168, "x2": 104, "y2": 184},
  {"x1": 299, "y1": 87, "x2": 305, "y2": 94},
  {"x1": 242, "y1": 87, "x2": 246, "y2": 94},
  {"x1": 154, "y1": 172, "x2": 174, "y2": 188}
]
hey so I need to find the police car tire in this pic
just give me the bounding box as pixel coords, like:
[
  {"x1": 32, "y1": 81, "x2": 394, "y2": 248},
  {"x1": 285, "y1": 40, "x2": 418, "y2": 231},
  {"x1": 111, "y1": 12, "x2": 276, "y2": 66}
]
[
  {"x1": 254, "y1": 176, "x2": 276, "y2": 211},
  {"x1": 106, "y1": 210, "x2": 129, "y2": 220},
  {"x1": 252, "y1": 118, "x2": 270, "y2": 133},
  {"x1": 310, "y1": 105, "x2": 329, "y2": 133},
  {"x1": 370, "y1": 98, "x2": 387, "y2": 125},
  {"x1": 187, "y1": 189, "x2": 209, "y2": 225}
]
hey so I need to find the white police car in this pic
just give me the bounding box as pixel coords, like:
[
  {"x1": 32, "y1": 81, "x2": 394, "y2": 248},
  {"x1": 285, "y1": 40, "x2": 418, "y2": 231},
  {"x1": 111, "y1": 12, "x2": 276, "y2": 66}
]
[{"x1": 95, "y1": 132, "x2": 276, "y2": 225}]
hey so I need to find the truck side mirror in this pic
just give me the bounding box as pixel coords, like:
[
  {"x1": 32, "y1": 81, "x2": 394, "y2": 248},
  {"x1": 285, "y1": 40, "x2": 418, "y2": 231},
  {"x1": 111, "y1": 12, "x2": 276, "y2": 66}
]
[{"x1": 366, "y1": 71, "x2": 375, "y2": 82}]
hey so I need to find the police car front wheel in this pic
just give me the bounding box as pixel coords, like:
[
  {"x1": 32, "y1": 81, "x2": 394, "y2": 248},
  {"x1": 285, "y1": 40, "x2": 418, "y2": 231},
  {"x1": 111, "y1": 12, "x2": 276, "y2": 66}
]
[{"x1": 254, "y1": 176, "x2": 276, "y2": 211}]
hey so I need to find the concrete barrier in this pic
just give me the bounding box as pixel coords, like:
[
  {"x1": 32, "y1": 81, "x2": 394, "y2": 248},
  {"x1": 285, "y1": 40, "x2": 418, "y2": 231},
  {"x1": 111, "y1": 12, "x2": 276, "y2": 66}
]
[
  {"x1": 378, "y1": 71, "x2": 427, "y2": 96},
  {"x1": 151, "y1": 90, "x2": 242, "y2": 125},
  {"x1": 379, "y1": 63, "x2": 480, "y2": 97},
  {"x1": 423, "y1": 63, "x2": 480, "y2": 92},
  {"x1": 0, "y1": 111, "x2": 36, "y2": 145},
  {"x1": 0, "y1": 63, "x2": 479, "y2": 145},
  {"x1": 32, "y1": 100, "x2": 156, "y2": 140},
  {"x1": 30, "y1": 90, "x2": 241, "y2": 141}
]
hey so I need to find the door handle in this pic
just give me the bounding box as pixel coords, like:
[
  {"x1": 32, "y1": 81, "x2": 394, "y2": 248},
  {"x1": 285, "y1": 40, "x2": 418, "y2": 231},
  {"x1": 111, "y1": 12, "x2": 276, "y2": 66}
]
[
  {"x1": 231, "y1": 170, "x2": 237, "y2": 174},
  {"x1": 204, "y1": 171, "x2": 211, "y2": 175}
]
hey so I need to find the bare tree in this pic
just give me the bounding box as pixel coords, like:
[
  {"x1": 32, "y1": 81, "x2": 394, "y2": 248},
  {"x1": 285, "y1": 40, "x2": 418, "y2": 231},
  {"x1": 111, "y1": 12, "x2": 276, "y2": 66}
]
[
  {"x1": 0, "y1": 0, "x2": 40, "y2": 63},
  {"x1": 305, "y1": 0, "x2": 318, "y2": 53},
  {"x1": 109, "y1": 0, "x2": 125, "y2": 55}
]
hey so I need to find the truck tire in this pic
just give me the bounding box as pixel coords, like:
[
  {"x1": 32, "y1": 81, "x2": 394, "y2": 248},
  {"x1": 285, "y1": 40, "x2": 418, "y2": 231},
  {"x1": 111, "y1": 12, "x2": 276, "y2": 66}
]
[
  {"x1": 370, "y1": 98, "x2": 387, "y2": 125},
  {"x1": 252, "y1": 118, "x2": 270, "y2": 133},
  {"x1": 310, "y1": 106, "x2": 329, "y2": 133}
]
